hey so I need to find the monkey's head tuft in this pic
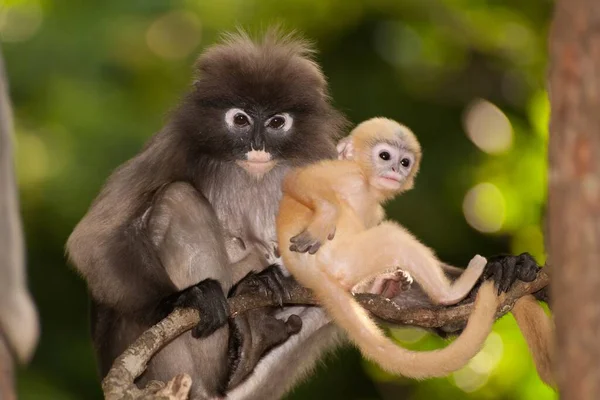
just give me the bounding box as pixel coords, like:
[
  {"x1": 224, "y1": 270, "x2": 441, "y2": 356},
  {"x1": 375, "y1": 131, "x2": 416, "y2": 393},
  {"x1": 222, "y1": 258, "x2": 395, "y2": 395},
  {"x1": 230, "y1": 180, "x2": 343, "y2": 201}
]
[
  {"x1": 339, "y1": 117, "x2": 422, "y2": 198},
  {"x1": 172, "y1": 27, "x2": 348, "y2": 179}
]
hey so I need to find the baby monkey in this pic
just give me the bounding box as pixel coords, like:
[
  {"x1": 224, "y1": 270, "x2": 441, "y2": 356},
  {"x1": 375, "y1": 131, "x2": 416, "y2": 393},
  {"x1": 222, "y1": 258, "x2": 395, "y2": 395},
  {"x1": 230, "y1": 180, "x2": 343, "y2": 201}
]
[{"x1": 276, "y1": 118, "x2": 500, "y2": 379}]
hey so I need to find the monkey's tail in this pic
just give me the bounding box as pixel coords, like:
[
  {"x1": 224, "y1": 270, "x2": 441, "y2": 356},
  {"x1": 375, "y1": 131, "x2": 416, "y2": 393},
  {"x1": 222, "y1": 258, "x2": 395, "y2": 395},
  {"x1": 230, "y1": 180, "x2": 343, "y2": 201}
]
[
  {"x1": 313, "y1": 273, "x2": 499, "y2": 379},
  {"x1": 511, "y1": 295, "x2": 555, "y2": 387}
]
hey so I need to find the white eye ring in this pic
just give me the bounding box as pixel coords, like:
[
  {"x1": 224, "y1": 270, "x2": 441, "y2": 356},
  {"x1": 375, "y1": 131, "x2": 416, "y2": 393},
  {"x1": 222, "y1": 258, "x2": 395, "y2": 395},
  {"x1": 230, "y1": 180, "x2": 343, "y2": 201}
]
[
  {"x1": 225, "y1": 108, "x2": 252, "y2": 129},
  {"x1": 372, "y1": 143, "x2": 397, "y2": 161},
  {"x1": 265, "y1": 113, "x2": 293, "y2": 132}
]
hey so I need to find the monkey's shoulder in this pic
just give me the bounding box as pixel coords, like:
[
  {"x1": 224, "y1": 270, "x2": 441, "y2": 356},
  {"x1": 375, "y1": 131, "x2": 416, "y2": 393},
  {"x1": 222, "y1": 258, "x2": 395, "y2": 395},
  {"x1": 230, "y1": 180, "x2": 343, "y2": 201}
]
[{"x1": 295, "y1": 159, "x2": 363, "y2": 182}]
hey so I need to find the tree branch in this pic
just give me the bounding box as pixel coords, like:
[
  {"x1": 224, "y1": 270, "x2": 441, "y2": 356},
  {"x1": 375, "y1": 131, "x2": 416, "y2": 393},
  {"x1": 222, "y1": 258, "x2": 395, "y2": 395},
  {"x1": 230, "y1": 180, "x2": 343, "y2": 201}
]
[{"x1": 103, "y1": 268, "x2": 550, "y2": 400}]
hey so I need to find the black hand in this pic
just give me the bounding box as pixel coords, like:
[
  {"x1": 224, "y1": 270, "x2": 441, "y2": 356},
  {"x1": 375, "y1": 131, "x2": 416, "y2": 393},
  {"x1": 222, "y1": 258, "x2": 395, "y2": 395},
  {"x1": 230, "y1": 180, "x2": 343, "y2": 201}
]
[
  {"x1": 162, "y1": 278, "x2": 229, "y2": 339},
  {"x1": 441, "y1": 252, "x2": 543, "y2": 337},
  {"x1": 230, "y1": 264, "x2": 291, "y2": 307},
  {"x1": 483, "y1": 252, "x2": 541, "y2": 295}
]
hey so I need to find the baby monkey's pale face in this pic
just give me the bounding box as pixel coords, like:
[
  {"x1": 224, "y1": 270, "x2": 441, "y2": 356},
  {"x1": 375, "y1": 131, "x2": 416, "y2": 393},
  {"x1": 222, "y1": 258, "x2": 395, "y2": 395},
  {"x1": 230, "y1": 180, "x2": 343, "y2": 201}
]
[{"x1": 370, "y1": 141, "x2": 415, "y2": 192}]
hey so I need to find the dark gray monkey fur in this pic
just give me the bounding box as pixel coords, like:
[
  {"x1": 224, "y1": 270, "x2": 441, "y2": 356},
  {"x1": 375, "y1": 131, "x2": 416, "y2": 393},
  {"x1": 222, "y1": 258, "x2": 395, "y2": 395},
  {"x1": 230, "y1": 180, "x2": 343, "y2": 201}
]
[
  {"x1": 66, "y1": 29, "x2": 347, "y2": 399},
  {"x1": 66, "y1": 28, "x2": 542, "y2": 400}
]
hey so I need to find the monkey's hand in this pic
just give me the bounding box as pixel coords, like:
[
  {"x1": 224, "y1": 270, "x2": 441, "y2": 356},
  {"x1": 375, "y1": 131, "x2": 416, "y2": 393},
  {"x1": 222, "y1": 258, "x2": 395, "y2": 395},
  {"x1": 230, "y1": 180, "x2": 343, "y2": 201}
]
[
  {"x1": 289, "y1": 222, "x2": 336, "y2": 255},
  {"x1": 479, "y1": 252, "x2": 540, "y2": 296},
  {"x1": 170, "y1": 279, "x2": 230, "y2": 339},
  {"x1": 435, "y1": 252, "x2": 542, "y2": 337},
  {"x1": 352, "y1": 268, "x2": 413, "y2": 298},
  {"x1": 231, "y1": 264, "x2": 292, "y2": 307}
]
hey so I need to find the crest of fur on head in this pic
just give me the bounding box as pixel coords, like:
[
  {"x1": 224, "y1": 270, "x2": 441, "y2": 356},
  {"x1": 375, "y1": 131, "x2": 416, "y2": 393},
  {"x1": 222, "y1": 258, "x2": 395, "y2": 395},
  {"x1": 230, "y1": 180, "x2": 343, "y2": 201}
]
[
  {"x1": 193, "y1": 26, "x2": 329, "y2": 110},
  {"x1": 337, "y1": 117, "x2": 422, "y2": 198}
]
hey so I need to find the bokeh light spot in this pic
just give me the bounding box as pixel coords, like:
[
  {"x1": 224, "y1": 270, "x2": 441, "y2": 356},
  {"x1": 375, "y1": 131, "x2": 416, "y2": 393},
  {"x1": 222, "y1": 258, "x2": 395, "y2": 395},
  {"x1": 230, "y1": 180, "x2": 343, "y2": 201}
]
[
  {"x1": 15, "y1": 132, "x2": 50, "y2": 185},
  {"x1": 0, "y1": 0, "x2": 43, "y2": 43},
  {"x1": 452, "y1": 367, "x2": 488, "y2": 393},
  {"x1": 463, "y1": 98, "x2": 513, "y2": 154},
  {"x1": 463, "y1": 182, "x2": 506, "y2": 233},
  {"x1": 452, "y1": 332, "x2": 503, "y2": 392},
  {"x1": 373, "y1": 21, "x2": 422, "y2": 67},
  {"x1": 528, "y1": 90, "x2": 550, "y2": 140},
  {"x1": 146, "y1": 11, "x2": 201, "y2": 60},
  {"x1": 389, "y1": 326, "x2": 428, "y2": 344}
]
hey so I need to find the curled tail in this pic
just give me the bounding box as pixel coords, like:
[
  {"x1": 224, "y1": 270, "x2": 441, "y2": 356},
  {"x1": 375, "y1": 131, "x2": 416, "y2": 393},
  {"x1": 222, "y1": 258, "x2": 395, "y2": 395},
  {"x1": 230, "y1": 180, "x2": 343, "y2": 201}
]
[
  {"x1": 315, "y1": 273, "x2": 499, "y2": 379},
  {"x1": 512, "y1": 295, "x2": 555, "y2": 387}
]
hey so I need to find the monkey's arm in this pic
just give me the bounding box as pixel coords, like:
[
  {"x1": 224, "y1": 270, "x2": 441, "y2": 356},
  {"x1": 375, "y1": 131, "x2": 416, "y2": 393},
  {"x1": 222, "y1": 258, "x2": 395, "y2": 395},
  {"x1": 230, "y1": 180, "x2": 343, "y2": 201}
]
[
  {"x1": 283, "y1": 162, "x2": 360, "y2": 253},
  {"x1": 67, "y1": 180, "x2": 230, "y2": 333},
  {"x1": 66, "y1": 175, "x2": 174, "y2": 316},
  {"x1": 282, "y1": 162, "x2": 351, "y2": 209}
]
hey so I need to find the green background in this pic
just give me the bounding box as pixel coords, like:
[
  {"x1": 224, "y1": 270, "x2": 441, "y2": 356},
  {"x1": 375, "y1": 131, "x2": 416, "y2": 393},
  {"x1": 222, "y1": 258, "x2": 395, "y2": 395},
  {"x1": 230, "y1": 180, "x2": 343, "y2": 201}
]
[{"x1": 0, "y1": 0, "x2": 554, "y2": 399}]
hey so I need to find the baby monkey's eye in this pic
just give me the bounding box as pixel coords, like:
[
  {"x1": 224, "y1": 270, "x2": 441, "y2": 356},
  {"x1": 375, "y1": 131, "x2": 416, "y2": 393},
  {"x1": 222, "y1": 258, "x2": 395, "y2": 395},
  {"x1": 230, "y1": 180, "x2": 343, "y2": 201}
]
[
  {"x1": 379, "y1": 151, "x2": 391, "y2": 161},
  {"x1": 401, "y1": 158, "x2": 411, "y2": 168}
]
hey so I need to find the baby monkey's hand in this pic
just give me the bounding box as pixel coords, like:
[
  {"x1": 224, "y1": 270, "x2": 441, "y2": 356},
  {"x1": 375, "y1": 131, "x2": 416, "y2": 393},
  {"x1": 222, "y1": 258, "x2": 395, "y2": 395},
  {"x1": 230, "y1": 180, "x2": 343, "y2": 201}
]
[{"x1": 289, "y1": 222, "x2": 336, "y2": 255}]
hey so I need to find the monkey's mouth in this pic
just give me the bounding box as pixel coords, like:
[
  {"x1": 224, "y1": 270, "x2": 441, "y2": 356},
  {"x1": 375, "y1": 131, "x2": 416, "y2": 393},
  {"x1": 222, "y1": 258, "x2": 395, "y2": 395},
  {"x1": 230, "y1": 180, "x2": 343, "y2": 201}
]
[
  {"x1": 377, "y1": 173, "x2": 403, "y2": 190},
  {"x1": 236, "y1": 150, "x2": 277, "y2": 177}
]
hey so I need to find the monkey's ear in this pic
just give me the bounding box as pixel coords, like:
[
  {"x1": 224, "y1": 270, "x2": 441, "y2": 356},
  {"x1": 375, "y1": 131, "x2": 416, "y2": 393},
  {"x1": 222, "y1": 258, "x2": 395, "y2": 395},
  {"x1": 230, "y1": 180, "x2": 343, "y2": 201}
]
[{"x1": 336, "y1": 137, "x2": 355, "y2": 160}]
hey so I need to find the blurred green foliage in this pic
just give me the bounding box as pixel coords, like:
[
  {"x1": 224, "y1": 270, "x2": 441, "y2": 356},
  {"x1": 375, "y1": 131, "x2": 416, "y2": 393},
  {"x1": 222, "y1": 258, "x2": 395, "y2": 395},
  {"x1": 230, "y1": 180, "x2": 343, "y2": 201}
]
[{"x1": 0, "y1": 0, "x2": 555, "y2": 398}]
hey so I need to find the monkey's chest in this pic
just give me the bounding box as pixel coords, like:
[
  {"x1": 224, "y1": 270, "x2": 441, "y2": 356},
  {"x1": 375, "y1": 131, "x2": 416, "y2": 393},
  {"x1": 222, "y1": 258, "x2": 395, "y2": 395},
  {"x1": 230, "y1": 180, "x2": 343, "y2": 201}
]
[
  {"x1": 214, "y1": 199, "x2": 279, "y2": 264},
  {"x1": 339, "y1": 192, "x2": 382, "y2": 229},
  {"x1": 202, "y1": 165, "x2": 287, "y2": 266}
]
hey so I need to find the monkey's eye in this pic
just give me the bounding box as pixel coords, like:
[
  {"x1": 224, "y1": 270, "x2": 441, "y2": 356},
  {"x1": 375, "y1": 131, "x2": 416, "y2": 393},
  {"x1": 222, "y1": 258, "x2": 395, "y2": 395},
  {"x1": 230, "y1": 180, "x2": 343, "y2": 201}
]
[
  {"x1": 379, "y1": 151, "x2": 391, "y2": 161},
  {"x1": 268, "y1": 116, "x2": 285, "y2": 129},
  {"x1": 265, "y1": 113, "x2": 293, "y2": 132},
  {"x1": 225, "y1": 108, "x2": 252, "y2": 129},
  {"x1": 234, "y1": 113, "x2": 250, "y2": 126},
  {"x1": 401, "y1": 158, "x2": 411, "y2": 168}
]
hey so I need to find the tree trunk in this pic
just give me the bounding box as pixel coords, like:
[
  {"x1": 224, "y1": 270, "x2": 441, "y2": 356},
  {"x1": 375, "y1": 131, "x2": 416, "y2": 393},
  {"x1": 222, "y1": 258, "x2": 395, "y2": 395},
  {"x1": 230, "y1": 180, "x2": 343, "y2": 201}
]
[
  {"x1": 548, "y1": 1, "x2": 600, "y2": 399},
  {"x1": 0, "y1": 335, "x2": 15, "y2": 400},
  {"x1": 0, "y1": 47, "x2": 39, "y2": 398}
]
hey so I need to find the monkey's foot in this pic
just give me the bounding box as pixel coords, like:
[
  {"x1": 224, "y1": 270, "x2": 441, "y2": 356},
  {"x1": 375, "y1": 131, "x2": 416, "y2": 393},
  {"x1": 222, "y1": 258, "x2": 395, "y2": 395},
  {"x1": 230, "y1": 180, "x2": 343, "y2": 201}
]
[
  {"x1": 173, "y1": 278, "x2": 230, "y2": 338},
  {"x1": 352, "y1": 268, "x2": 413, "y2": 298},
  {"x1": 227, "y1": 310, "x2": 302, "y2": 389},
  {"x1": 231, "y1": 265, "x2": 291, "y2": 307},
  {"x1": 289, "y1": 225, "x2": 335, "y2": 254}
]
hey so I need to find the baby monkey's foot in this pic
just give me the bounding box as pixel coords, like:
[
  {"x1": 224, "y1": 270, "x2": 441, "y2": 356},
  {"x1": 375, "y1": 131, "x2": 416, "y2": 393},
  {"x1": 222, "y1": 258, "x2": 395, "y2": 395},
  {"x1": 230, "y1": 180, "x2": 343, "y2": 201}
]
[
  {"x1": 289, "y1": 225, "x2": 336, "y2": 254},
  {"x1": 231, "y1": 265, "x2": 291, "y2": 307},
  {"x1": 351, "y1": 268, "x2": 413, "y2": 299}
]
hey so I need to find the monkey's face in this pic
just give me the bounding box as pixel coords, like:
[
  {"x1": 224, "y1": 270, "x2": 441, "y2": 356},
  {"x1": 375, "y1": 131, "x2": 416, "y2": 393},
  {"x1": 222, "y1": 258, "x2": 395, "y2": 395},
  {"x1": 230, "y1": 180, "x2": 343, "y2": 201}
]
[
  {"x1": 222, "y1": 107, "x2": 293, "y2": 178},
  {"x1": 369, "y1": 141, "x2": 417, "y2": 193},
  {"x1": 176, "y1": 88, "x2": 343, "y2": 179},
  {"x1": 172, "y1": 37, "x2": 347, "y2": 179}
]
